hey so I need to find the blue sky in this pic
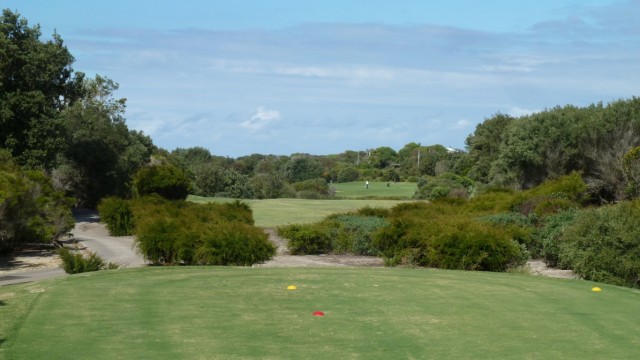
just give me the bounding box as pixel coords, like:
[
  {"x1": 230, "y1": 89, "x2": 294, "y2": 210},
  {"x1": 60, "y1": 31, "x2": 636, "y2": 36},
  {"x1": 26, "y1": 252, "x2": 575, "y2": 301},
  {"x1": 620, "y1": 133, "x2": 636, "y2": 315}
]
[{"x1": 4, "y1": 0, "x2": 639, "y2": 157}]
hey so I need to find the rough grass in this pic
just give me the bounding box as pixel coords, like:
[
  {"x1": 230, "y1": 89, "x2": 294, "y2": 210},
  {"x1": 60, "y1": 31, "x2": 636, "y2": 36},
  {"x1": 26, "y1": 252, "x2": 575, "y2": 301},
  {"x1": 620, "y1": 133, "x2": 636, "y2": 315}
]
[
  {"x1": 188, "y1": 196, "x2": 408, "y2": 227},
  {"x1": 2, "y1": 267, "x2": 639, "y2": 359}
]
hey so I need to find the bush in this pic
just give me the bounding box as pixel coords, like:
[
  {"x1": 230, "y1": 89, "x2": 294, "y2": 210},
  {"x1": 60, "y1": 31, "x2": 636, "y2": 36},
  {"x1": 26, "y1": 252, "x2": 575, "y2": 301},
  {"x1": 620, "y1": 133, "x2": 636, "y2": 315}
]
[
  {"x1": 558, "y1": 201, "x2": 640, "y2": 288},
  {"x1": 133, "y1": 199, "x2": 272, "y2": 265},
  {"x1": 532, "y1": 209, "x2": 578, "y2": 267},
  {"x1": 193, "y1": 222, "x2": 275, "y2": 266},
  {"x1": 58, "y1": 248, "x2": 118, "y2": 274},
  {"x1": 414, "y1": 173, "x2": 474, "y2": 201},
  {"x1": 372, "y1": 201, "x2": 527, "y2": 271},
  {"x1": 1, "y1": 151, "x2": 75, "y2": 252},
  {"x1": 427, "y1": 221, "x2": 527, "y2": 271},
  {"x1": 133, "y1": 164, "x2": 191, "y2": 200},
  {"x1": 326, "y1": 214, "x2": 388, "y2": 255},
  {"x1": 277, "y1": 224, "x2": 331, "y2": 255},
  {"x1": 478, "y1": 212, "x2": 536, "y2": 254},
  {"x1": 356, "y1": 206, "x2": 390, "y2": 218},
  {"x1": 510, "y1": 173, "x2": 588, "y2": 216},
  {"x1": 337, "y1": 167, "x2": 360, "y2": 183},
  {"x1": 98, "y1": 197, "x2": 134, "y2": 236}
]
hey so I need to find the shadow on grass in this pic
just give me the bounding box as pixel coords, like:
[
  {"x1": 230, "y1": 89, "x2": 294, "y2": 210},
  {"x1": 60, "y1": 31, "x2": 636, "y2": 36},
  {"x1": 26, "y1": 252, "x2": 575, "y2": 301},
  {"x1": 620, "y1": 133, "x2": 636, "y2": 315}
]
[{"x1": 0, "y1": 300, "x2": 5, "y2": 306}]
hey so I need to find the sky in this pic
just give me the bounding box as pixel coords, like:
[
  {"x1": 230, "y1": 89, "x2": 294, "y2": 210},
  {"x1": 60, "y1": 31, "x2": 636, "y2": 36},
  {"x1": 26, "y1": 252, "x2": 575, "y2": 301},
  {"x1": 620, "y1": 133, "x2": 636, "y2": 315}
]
[{"x1": 3, "y1": 0, "x2": 640, "y2": 157}]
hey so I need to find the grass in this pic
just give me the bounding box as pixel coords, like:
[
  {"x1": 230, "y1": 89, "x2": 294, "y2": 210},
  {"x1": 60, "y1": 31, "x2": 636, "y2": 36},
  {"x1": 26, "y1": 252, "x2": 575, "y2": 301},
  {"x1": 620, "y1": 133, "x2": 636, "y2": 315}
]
[
  {"x1": 331, "y1": 181, "x2": 417, "y2": 199},
  {"x1": 1, "y1": 267, "x2": 639, "y2": 359},
  {"x1": 188, "y1": 196, "x2": 409, "y2": 227}
]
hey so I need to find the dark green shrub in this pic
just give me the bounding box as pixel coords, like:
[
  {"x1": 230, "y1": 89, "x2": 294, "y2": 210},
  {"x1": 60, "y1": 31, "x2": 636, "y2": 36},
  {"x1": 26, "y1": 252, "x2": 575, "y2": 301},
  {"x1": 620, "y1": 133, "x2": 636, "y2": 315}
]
[
  {"x1": 133, "y1": 164, "x2": 191, "y2": 200},
  {"x1": 414, "y1": 173, "x2": 474, "y2": 200},
  {"x1": 478, "y1": 212, "x2": 536, "y2": 254},
  {"x1": 372, "y1": 201, "x2": 527, "y2": 271},
  {"x1": 58, "y1": 248, "x2": 118, "y2": 274},
  {"x1": 193, "y1": 222, "x2": 275, "y2": 266},
  {"x1": 277, "y1": 224, "x2": 332, "y2": 255},
  {"x1": 558, "y1": 201, "x2": 640, "y2": 288},
  {"x1": 1, "y1": 150, "x2": 75, "y2": 252},
  {"x1": 326, "y1": 215, "x2": 388, "y2": 255},
  {"x1": 135, "y1": 216, "x2": 183, "y2": 264},
  {"x1": 133, "y1": 199, "x2": 271, "y2": 266},
  {"x1": 337, "y1": 167, "x2": 360, "y2": 183},
  {"x1": 98, "y1": 197, "x2": 134, "y2": 236},
  {"x1": 427, "y1": 221, "x2": 526, "y2": 271},
  {"x1": 532, "y1": 209, "x2": 578, "y2": 267},
  {"x1": 510, "y1": 173, "x2": 588, "y2": 215},
  {"x1": 293, "y1": 178, "x2": 329, "y2": 194},
  {"x1": 465, "y1": 189, "x2": 516, "y2": 214}
]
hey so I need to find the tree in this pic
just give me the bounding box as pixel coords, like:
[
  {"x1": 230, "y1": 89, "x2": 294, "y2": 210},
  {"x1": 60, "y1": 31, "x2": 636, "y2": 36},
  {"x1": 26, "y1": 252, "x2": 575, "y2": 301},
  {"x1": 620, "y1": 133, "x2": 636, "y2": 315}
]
[
  {"x1": 133, "y1": 164, "x2": 191, "y2": 200},
  {"x1": 465, "y1": 113, "x2": 514, "y2": 183},
  {"x1": 58, "y1": 76, "x2": 153, "y2": 206},
  {"x1": 370, "y1": 146, "x2": 397, "y2": 169},
  {"x1": 284, "y1": 156, "x2": 323, "y2": 183},
  {"x1": 0, "y1": 9, "x2": 84, "y2": 169}
]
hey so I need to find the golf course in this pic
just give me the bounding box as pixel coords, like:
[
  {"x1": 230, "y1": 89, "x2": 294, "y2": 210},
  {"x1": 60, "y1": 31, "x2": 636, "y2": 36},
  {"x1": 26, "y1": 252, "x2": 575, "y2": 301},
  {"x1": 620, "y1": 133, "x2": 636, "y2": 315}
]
[
  {"x1": 1, "y1": 183, "x2": 640, "y2": 359},
  {"x1": 1, "y1": 267, "x2": 639, "y2": 359}
]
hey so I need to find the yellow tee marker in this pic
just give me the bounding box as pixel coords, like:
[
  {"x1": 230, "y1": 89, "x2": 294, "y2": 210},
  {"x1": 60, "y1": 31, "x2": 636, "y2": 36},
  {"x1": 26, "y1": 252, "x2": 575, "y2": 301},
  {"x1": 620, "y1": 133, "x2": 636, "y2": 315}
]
[
  {"x1": 592, "y1": 287, "x2": 602, "y2": 292},
  {"x1": 287, "y1": 285, "x2": 297, "y2": 290}
]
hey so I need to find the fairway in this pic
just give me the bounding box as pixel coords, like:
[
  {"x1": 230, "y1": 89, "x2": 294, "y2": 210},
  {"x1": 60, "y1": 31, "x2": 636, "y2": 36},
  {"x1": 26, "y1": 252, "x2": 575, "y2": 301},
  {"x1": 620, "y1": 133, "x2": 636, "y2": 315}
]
[
  {"x1": 332, "y1": 181, "x2": 417, "y2": 199},
  {"x1": 188, "y1": 196, "x2": 410, "y2": 227},
  {"x1": 1, "y1": 267, "x2": 639, "y2": 359}
]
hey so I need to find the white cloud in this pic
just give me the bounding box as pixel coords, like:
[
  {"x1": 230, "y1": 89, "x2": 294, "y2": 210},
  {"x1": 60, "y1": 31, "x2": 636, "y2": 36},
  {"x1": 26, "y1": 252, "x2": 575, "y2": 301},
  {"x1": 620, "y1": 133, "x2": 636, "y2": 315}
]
[
  {"x1": 451, "y1": 119, "x2": 472, "y2": 130},
  {"x1": 240, "y1": 107, "x2": 281, "y2": 130}
]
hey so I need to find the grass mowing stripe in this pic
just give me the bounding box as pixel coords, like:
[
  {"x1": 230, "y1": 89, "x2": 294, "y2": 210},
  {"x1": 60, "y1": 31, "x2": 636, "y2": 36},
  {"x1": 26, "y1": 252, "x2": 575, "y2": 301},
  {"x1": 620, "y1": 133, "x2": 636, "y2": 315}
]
[{"x1": 3, "y1": 267, "x2": 639, "y2": 359}]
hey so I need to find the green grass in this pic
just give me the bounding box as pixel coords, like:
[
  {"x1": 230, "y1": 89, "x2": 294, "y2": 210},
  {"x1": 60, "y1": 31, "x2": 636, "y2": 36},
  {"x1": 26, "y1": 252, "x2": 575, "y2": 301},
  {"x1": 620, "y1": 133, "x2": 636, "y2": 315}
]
[
  {"x1": 188, "y1": 196, "x2": 409, "y2": 227},
  {"x1": 332, "y1": 181, "x2": 417, "y2": 199},
  {"x1": 1, "y1": 267, "x2": 639, "y2": 359}
]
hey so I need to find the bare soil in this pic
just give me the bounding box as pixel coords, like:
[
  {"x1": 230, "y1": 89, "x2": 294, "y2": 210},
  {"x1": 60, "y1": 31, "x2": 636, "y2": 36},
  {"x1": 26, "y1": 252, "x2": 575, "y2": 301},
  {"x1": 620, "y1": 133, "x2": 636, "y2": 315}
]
[{"x1": 0, "y1": 248, "x2": 62, "y2": 275}]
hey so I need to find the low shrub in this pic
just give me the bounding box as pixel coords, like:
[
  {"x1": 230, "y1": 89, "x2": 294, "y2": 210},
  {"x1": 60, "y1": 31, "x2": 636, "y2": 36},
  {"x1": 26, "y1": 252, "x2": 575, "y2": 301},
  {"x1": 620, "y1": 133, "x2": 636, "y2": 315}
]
[
  {"x1": 292, "y1": 178, "x2": 329, "y2": 195},
  {"x1": 58, "y1": 247, "x2": 118, "y2": 274},
  {"x1": 133, "y1": 199, "x2": 272, "y2": 265},
  {"x1": 478, "y1": 212, "x2": 536, "y2": 255},
  {"x1": 98, "y1": 197, "x2": 135, "y2": 236},
  {"x1": 277, "y1": 224, "x2": 331, "y2": 255},
  {"x1": 296, "y1": 190, "x2": 326, "y2": 199},
  {"x1": 326, "y1": 215, "x2": 388, "y2": 255},
  {"x1": 465, "y1": 189, "x2": 516, "y2": 214},
  {"x1": 558, "y1": 201, "x2": 640, "y2": 288},
  {"x1": 532, "y1": 209, "x2": 578, "y2": 267},
  {"x1": 372, "y1": 201, "x2": 528, "y2": 271},
  {"x1": 193, "y1": 222, "x2": 275, "y2": 266},
  {"x1": 510, "y1": 173, "x2": 588, "y2": 216},
  {"x1": 414, "y1": 173, "x2": 474, "y2": 200},
  {"x1": 427, "y1": 221, "x2": 527, "y2": 271},
  {"x1": 355, "y1": 206, "x2": 390, "y2": 218}
]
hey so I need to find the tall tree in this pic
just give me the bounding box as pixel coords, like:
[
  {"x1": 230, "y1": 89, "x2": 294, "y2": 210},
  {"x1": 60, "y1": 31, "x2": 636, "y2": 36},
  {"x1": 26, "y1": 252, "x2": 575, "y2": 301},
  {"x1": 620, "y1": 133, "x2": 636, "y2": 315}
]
[
  {"x1": 0, "y1": 9, "x2": 84, "y2": 169},
  {"x1": 465, "y1": 113, "x2": 514, "y2": 183},
  {"x1": 58, "y1": 76, "x2": 153, "y2": 206}
]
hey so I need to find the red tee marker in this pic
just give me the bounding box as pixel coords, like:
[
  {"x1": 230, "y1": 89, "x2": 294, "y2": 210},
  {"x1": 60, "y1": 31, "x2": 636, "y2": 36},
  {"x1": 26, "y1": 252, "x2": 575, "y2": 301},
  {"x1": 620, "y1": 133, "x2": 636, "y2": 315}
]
[{"x1": 312, "y1": 311, "x2": 325, "y2": 317}]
